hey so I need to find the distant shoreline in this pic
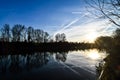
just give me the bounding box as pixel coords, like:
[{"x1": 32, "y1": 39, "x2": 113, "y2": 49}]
[{"x1": 0, "y1": 42, "x2": 95, "y2": 55}]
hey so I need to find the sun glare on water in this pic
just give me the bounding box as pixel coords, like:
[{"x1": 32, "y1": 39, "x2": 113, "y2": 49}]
[{"x1": 87, "y1": 49, "x2": 100, "y2": 60}]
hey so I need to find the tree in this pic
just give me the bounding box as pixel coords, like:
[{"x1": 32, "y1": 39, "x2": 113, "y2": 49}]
[
  {"x1": 1, "y1": 24, "x2": 11, "y2": 42},
  {"x1": 113, "y1": 28, "x2": 120, "y2": 38},
  {"x1": 27, "y1": 27, "x2": 34, "y2": 42},
  {"x1": 44, "y1": 32, "x2": 49, "y2": 42},
  {"x1": 41, "y1": 30, "x2": 44, "y2": 42},
  {"x1": 55, "y1": 33, "x2": 60, "y2": 42},
  {"x1": 22, "y1": 27, "x2": 27, "y2": 42},
  {"x1": 61, "y1": 33, "x2": 66, "y2": 42},
  {"x1": 95, "y1": 36, "x2": 113, "y2": 49},
  {"x1": 86, "y1": 0, "x2": 120, "y2": 27},
  {"x1": 34, "y1": 29, "x2": 42, "y2": 43},
  {"x1": 112, "y1": 28, "x2": 120, "y2": 45},
  {"x1": 12, "y1": 24, "x2": 25, "y2": 42},
  {"x1": 55, "y1": 33, "x2": 66, "y2": 42}
]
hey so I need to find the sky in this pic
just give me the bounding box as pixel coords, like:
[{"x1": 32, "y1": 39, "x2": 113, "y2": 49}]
[{"x1": 0, "y1": 0, "x2": 116, "y2": 42}]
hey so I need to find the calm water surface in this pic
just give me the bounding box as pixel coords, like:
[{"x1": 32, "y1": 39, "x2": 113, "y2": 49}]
[{"x1": 0, "y1": 49, "x2": 106, "y2": 80}]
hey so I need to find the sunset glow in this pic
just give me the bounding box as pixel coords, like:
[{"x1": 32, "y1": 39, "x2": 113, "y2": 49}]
[{"x1": 86, "y1": 32, "x2": 98, "y2": 43}]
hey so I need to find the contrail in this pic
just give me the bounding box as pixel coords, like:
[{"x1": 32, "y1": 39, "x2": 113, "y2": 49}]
[
  {"x1": 53, "y1": 18, "x2": 80, "y2": 37},
  {"x1": 51, "y1": 11, "x2": 115, "y2": 42},
  {"x1": 61, "y1": 18, "x2": 80, "y2": 30},
  {"x1": 52, "y1": 11, "x2": 93, "y2": 37}
]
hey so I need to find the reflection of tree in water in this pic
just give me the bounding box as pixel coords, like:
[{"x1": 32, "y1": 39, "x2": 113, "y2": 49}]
[
  {"x1": 55, "y1": 52, "x2": 68, "y2": 62},
  {"x1": 0, "y1": 55, "x2": 11, "y2": 74},
  {"x1": 26, "y1": 53, "x2": 50, "y2": 71},
  {"x1": 0, "y1": 52, "x2": 50, "y2": 74},
  {"x1": 9, "y1": 55, "x2": 22, "y2": 73}
]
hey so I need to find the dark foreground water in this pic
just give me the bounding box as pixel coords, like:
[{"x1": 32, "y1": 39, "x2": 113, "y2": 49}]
[{"x1": 0, "y1": 49, "x2": 106, "y2": 80}]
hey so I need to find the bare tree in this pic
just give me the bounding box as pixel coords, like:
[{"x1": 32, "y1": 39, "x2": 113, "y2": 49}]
[
  {"x1": 86, "y1": 1, "x2": 120, "y2": 80},
  {"x1": 61, "y1": 33, "x2": 66, "y2": 42},
  {"x1": 55, "y1": 33, "x2": 60, "y2": 42},
  {"x1": 86, "y1": 0, "x2": 120, "y2": 27},
  {"x1": 55, "y1": 33, "x2": 66, "y2": 42},
  {"x1": 44, "y1": 32, "x2": 49, "y2": 42},
  {"x1": 22, "y1": 27, "x2": 27, "y2": 42},
  {"x1": 12, "y1": 24, "x2": 25, "y2": 42},
  {"x1": 34, "y1": 29, "x2": 42, "y2": 43},
  {"x1": 1, "y1": 24, "x2": 11, "y2": 42},
  {"x1": 27, "y1": 27, "x2": 34, "y2": 42}
]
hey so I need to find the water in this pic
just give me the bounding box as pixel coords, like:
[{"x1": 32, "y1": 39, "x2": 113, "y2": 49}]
[
  {"x1": 0, "y1": 49, "x2": 106, "y2": 80},
  {"x1": 65, "y1": 49, "x2": 106, "y2": 73}
]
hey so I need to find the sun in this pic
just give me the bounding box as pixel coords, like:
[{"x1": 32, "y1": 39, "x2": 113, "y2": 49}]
[{"x1": 86, "y1": 32, "x2": 98, "y2": 43}]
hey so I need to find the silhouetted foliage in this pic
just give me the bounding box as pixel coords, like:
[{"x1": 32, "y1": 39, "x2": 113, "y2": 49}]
[
  {"x1": 113, "y1": 28, "x2": 120, "y2": 45},
  {"x1": 95, "y1": 28, "x2": 120, "y2": 80},
  {"x1": 0, "y1": 24, "x2": 50, "y2": 43},
  {"x1": 95, "y1": 36, "x2": 113, "y2": 50}
]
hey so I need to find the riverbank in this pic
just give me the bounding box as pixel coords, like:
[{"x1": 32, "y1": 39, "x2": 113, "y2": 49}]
[{"x1": 0, "y1": 42, "x2": 94, "y2": 55}]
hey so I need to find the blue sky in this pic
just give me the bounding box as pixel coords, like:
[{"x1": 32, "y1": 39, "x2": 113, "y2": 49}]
[
  {"x1": 0, "y1": 0, "x2": 115, "y2": 42},
  {"x1": 0, "y1": 0, "x2": 84, "y2": 28}
]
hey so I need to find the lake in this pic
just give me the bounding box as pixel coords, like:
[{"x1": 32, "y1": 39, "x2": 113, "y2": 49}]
[{"x1": 0, "y1": 49, "x2": 106, "y2": 80}]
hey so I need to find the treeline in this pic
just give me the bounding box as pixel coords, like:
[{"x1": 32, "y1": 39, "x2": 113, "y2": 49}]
[
  {"x1": 0, "y1": 42, "x2": 94, "y2": 55},
  {"x1": 0, "y1": 24, "x2": 50, "y2": 42},
  {"x1": 0, "y1": 24, "x2": 68, "y2": 43},
  {"x1": 0, "y1": 24, "x2": 95, "y2": 54}
]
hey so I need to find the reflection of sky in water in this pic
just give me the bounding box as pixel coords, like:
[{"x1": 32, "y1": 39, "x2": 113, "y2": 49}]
[
  {"x1": 0, "y1": 49, "x2": 106, "y2": 77},
  {"x1": 65, "y1": 49, "x2": 106, "y2": 73}
]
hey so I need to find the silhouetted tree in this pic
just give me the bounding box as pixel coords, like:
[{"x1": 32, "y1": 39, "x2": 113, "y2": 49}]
[
  {"x1": 86, "y1": 0, "x2": 120, "y2": 27},
  {"x1": 1, "y1": 24, "x2": 11, "y2": 42},
  {"x1": 27, "y1": 26, "x2": 34, "y2": 42},
  {"x1": 95, "y1": 36, "x2": 113, "y2": 49},
  {"x1": 55, "y1": 33, "x2": 60, "y2": 42},
  {"x1": 22, "y1": 27, "x2": 27, "y2": 42},
  {"x1": 12, "y1": 24, "x2": 25, "y2": 42},
  {"x1": 34, "y1": 29, "x2": 43, "y2": 43},
  {"x1": 94, "y1": 28, "x2": 120, "y2": 80},
  {"x1": 55, "y1": 33, "x2": 66, "y2": 42},
  {"x1": 44, "y1": 32, "x2": 49, "y2": 42},
  {"x1": 61, "y1": 33, "x2": 66, "y2": 42},
  {"x1": 113, "y1": 28, "x2": 120, "y2": 43},
  {"x1": 27, "y1": 27, "x2": 50, "y2": 43}
]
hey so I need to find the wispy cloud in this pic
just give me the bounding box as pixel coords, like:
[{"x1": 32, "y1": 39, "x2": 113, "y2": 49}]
[
  {"x1": 53, "y1": 18, "x2": 80, "y2": 36},
  {"x1": 53, "y1": 18, "x2": 115, "y2": 42},
  {"x1": 51, "y1": 6, "x2": 116, "y2": 42}
]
